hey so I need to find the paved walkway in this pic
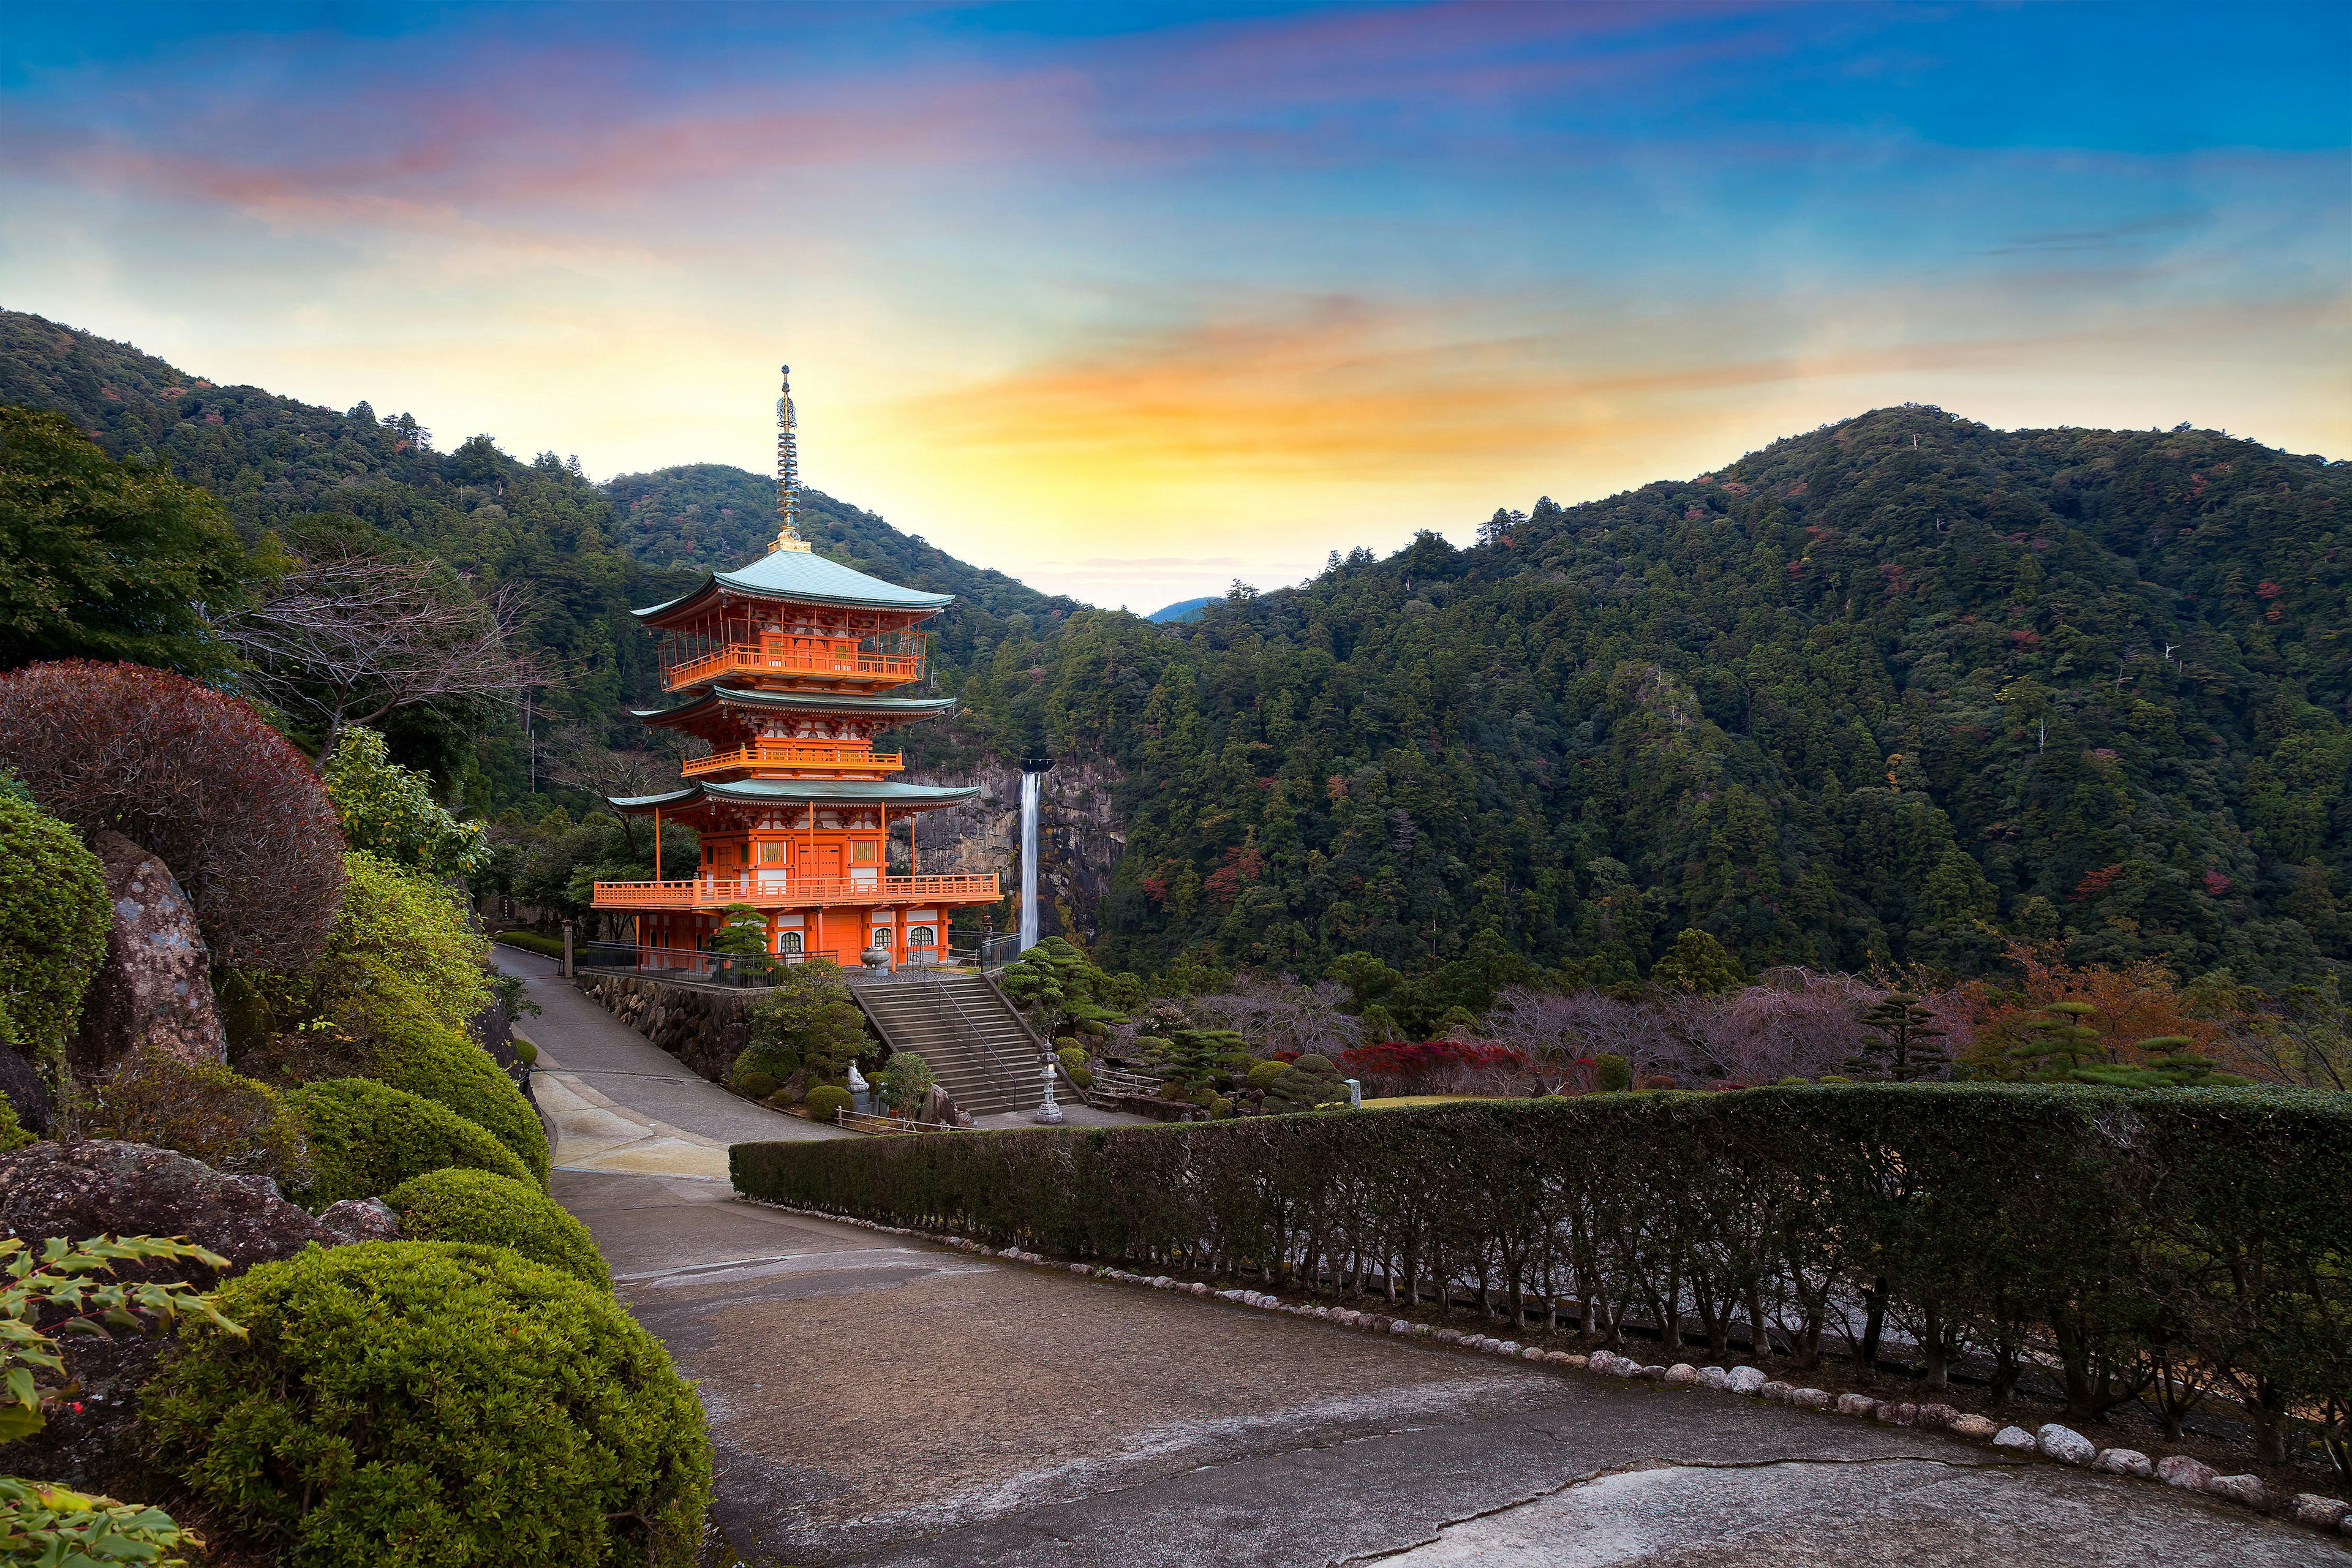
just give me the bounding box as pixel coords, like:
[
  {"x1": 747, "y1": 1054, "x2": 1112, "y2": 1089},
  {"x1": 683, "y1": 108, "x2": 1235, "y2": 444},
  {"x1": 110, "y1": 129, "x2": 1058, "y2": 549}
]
[{"x1": 503, "y1": 954, "x2": 2346, "y2": 1568}]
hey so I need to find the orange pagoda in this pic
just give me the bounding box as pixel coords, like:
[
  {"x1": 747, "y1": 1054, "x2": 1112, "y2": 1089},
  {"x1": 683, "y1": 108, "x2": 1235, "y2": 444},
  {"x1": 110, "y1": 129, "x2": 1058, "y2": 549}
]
[{"x1": 590, "y1": 367, "x2": 999, "y2": 967}]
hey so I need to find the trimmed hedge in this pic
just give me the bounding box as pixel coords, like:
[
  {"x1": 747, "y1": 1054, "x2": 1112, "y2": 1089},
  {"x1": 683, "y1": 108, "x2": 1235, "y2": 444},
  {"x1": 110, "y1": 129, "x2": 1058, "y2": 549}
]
[
  {"x1": 143, "y1": 1241, "x2": 708, "y2": 1567},
  {"x1": 734, "y1": 1085, "x2": 2352, "y2": 1460},
  {"x1": 386, "y1": 1168, "x2": 611, "y2": 1291},
  {"x1": 287, "y1": 1078, "x2": 530, "y2": 1205},
  {"x1": 369, "y1": 1017, "x2": 550, "y2": 1188},
  {"x1": 494, "y1": 931, "x2": 567, "y2": 960}
]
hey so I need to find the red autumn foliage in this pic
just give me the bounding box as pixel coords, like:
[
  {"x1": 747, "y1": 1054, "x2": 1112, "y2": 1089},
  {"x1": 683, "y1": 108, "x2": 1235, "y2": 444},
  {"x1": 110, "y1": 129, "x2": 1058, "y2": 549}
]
[
  {"x1": 0, "y1": 660, "x2": 345, "y2": 971},
  {"x1": 1340, "y1": 1039, "x2": 1531, "y2": 1095},
  {"x1": 2071, "y1": 863, "x2": 2125, "y2": 902}
]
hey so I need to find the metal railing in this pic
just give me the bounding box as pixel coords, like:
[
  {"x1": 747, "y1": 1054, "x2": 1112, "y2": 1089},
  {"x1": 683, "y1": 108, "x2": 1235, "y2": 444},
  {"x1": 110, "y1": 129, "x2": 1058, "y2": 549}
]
[
  {"x1": 592, "y1": 872, "x2": 998, "y2": 911},
  {"x1": 681, "y1": 741, "x2": 903, "y2": 777},
  {"x1": 976, "y1": 933, "x2": 1025, "y2": 971},
  {"x1": 578, "y1": 941, "x2": 989, "y2": 989}
]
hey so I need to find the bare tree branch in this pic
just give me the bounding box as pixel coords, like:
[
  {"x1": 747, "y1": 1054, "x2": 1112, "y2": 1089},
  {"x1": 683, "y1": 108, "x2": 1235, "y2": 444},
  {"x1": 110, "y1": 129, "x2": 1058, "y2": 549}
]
[{"x1": 213, "y1": 546, "x2": 545, "y2": 763}]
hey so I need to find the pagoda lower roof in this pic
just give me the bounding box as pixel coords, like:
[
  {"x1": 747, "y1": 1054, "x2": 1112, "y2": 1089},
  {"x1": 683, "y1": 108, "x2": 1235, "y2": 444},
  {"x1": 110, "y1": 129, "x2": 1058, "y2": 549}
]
[
  {"x1": 633, "y1": 549, "x2": 954, "y2": 622},
  {"x1": 631, "y1": 687, "x2": 958, "y2": 727},
  {"x1": 608, "y1": 778, "x2": 982, "y2": 815}
]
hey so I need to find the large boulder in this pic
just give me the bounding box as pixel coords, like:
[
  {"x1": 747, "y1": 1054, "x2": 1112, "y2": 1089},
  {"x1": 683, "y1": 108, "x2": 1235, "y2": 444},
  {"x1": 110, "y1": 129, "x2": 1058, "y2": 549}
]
[
  {"x1": 0, "y1": 1046, "x2": 51, "y2": 1134},
  {"x1": 65, "y1": 832, "x2": 226, "y2": 1079},
  {"x1": 0, "y1": 1139, "x2": 363, "y2": 1492}
]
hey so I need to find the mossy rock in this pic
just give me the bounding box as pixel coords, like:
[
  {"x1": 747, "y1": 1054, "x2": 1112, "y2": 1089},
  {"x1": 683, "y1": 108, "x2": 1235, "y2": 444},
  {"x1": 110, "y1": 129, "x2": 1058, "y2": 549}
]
[{"x1": 387, "y1": 1167, "x2": 609, "y2": 1291}]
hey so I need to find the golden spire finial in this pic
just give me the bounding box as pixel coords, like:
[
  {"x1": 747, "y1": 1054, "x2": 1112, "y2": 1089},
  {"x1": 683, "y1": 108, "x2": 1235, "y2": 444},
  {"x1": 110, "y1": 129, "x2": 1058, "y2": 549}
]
[{"x1": 771, "y1": 363, "x2": 812, "y2": 554}]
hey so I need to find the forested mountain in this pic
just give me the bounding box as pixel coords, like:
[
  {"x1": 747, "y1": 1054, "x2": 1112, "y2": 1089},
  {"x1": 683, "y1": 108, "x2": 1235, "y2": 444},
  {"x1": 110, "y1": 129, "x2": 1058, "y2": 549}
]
[
  {"x1": 0, "y1": 310, "x2": 1064, "y2": 802},
  {"x1": 941, "y1": 407, "x2": 2350, "y2": 991},
  {"x1": 6, "y1": 308, "x2": 2344, "y2": 993}
]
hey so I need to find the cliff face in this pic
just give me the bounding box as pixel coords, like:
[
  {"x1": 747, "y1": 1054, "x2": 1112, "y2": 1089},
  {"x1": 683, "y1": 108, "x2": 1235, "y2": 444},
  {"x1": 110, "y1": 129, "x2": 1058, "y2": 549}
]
[{"x1": 897, "y1": 753, "x2": 1126, "y2": 948}]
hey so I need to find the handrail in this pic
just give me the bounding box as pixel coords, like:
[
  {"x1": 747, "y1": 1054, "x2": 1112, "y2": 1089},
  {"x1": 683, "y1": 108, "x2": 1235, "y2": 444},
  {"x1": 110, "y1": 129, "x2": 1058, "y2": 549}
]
[
  {"x1": 915, "y1": 967, "x2": 1039, "y2": 1107},
  {"x1": 664, "y1": 641, "x2": 922, "y2": 692},
  {"x1": 682, "y1": 742, "x2": 903, "y2": 777},
  {"x1": 592, "y1": 872, "x2": 998, "y2": 910}
]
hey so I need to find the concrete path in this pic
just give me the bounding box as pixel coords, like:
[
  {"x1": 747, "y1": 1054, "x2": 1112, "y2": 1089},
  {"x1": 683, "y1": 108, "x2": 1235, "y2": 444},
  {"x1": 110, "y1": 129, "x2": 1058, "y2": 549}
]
[
  {"x1": 507, "y1": 951, "x2": 2345, "y2": 1567},
  {"x1": 494, "y1": 947, "x2": 848, "y2": 1180}
]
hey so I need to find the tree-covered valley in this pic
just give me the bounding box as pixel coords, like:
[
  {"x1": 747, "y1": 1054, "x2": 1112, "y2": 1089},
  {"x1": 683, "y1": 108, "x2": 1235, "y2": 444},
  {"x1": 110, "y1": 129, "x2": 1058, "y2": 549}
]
[{"x1": 4, "y1": 309, "x2": 2345, "y2": 998}]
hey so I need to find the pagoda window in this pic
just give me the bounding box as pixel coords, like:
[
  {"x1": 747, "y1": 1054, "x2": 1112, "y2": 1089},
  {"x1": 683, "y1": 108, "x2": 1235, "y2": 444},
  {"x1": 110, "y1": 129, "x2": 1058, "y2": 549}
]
[
  {"x1": 851, "y1": 842, "x2": 877, "y2": 864},
  {"x1": 908, "y1": 926, "x2": 936, "y2": 947},
  {"x1": 778, "y1": 931, "x2": 803, "y2": 954},
  {"x1": 760, "y1": 842, "x2": 788, "y2": 865},
  {"x1": 872, "y1": 927, "x2": 892, "y2": 950}
]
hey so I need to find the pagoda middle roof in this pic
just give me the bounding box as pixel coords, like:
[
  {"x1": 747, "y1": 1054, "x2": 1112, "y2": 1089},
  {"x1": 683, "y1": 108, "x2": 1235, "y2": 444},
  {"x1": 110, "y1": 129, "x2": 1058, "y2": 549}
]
[
  {"x1": 634, "y1": 548, "x2": 954, "y2": 620},
  {"x1": 609, "y1": 778, "x2": 984, "y2": 814},
  {"x1": 631, "y1": 687, "x2": 959, "y2": 725}
]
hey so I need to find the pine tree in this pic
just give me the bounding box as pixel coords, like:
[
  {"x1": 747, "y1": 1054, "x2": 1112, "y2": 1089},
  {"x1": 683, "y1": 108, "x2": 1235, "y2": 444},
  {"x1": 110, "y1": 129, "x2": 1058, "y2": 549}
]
[
  {"x1": 1847, "y1": 992, "x2": 1950, "y2": 1080},
  {"x1": 2005, "y1": 1001, "x2": 2105, "y2": 1082}
]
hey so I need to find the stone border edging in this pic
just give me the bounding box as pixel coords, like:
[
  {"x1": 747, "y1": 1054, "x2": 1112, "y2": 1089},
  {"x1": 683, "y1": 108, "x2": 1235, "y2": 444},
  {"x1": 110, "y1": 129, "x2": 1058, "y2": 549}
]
[{"x1": 736, "y1": 1198, "x2": 2352, "y2": 1540}]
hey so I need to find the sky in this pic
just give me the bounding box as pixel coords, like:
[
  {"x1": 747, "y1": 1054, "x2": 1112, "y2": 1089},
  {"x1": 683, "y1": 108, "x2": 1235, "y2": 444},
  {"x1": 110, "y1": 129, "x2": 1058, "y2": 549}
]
[{"x1": 3, "y1": 2, "x2": 2348, "y2": 609}]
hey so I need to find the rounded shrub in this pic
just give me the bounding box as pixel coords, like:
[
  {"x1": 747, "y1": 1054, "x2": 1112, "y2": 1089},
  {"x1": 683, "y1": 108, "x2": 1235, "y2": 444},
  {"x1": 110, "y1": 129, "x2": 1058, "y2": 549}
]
[
  {"x1": 368, "y1": 1016, "x2": 549, "y2": 1188},
  {"x1": 1055, "y1": 1045, "x2": 1090, "y2": 1074},
  {"x1": 79, "y1": 1046, "x2": 309, "y2": 1188},
  {"x1": 732, "y1": 1042, "x2": 801, "y2": 1088},
  {"x1": 286, "y1": 1078, "x2": 530, "y2": 1205},
  {"x1": 803, "y1": 1084, "x2": 852, "y2": 1123},
  {"x1": 736, "y1": 1069, "x2": 778, "y2": 1101},
  {"x1": 1067, "y1": 1065, "x2": 1094, "y2": 1090},
  {"x1": 1245, "y1": 1059, "x2": 1288, "y2": 1091},
  {"x1": 386, "y1": 1168, "x2": 609, "y2": 1291},
  {"x1": 0, "y1": 783, "x2": 109, "y2": 1069},
  {"x1": 763, "y1": 1088, "x2": 800, "y2": 1110},
  {"x1": 1593, "y1": 1054, "x2": 1634, "y2": 1093},
  {"x1": 143, "y1": 1241, "x2": 709, "y2": 1567}
]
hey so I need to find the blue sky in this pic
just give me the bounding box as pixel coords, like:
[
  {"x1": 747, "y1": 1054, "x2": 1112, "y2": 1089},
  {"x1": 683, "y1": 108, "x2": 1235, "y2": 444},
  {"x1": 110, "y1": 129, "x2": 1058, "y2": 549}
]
[{"x1": 4, "y1": 2, "x2": 2346, "y2": 604}]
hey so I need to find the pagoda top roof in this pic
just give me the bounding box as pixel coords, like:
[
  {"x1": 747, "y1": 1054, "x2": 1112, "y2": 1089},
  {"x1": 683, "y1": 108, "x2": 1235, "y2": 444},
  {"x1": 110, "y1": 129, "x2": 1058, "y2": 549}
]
[
  {"x1": 608, "y1": 777, "x2": 983, "y2": 815},
  {"x1": 634, "y1": 547, "x2": 954, "y2": 621},
  {"x1": 631, "y1": 687, "x2": 958, "y2": 725}
]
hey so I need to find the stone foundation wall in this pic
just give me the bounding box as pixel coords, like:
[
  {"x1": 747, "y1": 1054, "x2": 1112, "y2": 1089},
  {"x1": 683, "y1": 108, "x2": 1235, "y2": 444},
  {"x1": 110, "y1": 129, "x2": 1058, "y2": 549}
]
[{"x1": 573, "y1": 971, "x2": 758, "y2": 1085}]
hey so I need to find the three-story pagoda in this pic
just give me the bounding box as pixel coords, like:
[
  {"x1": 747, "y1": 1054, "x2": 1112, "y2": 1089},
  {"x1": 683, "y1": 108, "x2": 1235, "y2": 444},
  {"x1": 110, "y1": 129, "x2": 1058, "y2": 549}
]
[{"x1": 591, "y1": 368, "x2": 999, "y2": 965}]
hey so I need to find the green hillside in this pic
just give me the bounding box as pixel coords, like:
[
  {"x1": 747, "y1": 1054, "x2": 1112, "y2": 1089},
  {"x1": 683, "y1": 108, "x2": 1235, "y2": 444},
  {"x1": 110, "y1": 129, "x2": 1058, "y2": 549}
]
[
  {"x1": 0, "y1": 310, "x2": 1063, "y2": 798},
  {"x1": 946, "y1": 406, "x2": 2350, "y2": 990}
]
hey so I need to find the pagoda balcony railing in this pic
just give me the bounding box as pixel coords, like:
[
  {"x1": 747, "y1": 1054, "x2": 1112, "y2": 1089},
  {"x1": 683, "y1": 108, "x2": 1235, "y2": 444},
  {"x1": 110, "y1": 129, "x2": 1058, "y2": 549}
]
[
  {"x1": 680, "y1": 742, "x2": 904, "y2": 777},
  {"x1": 590, "y1": 872, "x2": 1000, "y2": 911},
  {"x1": 663, "y1": 641, "x2": 923, "y2": 692}
]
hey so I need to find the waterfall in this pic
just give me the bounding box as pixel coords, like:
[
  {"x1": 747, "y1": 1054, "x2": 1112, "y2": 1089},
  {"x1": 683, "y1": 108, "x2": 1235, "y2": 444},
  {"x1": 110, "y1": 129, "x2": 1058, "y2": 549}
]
[{"x1": 1019, "y1": 771, "x2": 1041, "y2": 950}]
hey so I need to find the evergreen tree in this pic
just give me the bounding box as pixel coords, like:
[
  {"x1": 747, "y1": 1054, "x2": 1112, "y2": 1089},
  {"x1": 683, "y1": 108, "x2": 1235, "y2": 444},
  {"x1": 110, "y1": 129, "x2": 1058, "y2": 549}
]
[{"x1": 1846, "y1": 992, "x2": 1950, "y2": 1081}]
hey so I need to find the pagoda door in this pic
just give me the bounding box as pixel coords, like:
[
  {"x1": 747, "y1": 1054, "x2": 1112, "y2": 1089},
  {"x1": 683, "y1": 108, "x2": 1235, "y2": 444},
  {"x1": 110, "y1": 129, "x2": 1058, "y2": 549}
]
[{"x1": 807, "y1": 839, "x2": 843, "y2": 886}]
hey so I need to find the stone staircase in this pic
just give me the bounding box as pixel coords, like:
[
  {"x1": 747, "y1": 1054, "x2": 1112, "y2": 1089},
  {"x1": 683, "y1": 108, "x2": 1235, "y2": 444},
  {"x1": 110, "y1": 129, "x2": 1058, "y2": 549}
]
[{"x1": 850, "y1": 972, "x2": 1043, "y2": 1118}]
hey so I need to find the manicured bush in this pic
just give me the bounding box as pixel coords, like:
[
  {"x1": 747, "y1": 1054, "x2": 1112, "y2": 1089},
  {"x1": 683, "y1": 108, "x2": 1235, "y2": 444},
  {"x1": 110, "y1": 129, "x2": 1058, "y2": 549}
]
[
  {"x1": 1055, "y1": 1046, "x2": 1090, "y2": 1074},
  {"x1": 367, "y1": 1014, "x2": 549, "y2": 1188},
  {"x1": 737, "y1": 1069, "x2": 779, "y2": 1101},
  {"x1": 802, "y1": 1084, "x2": 852, "y2": 1123},
  {"x1": 1244, "y1": 1059, "x2": 1289, "y2": 1091},
  {"x1": 1263, "y1": 1053, "x2": 1349, "y2": 1113},
  {"x1": 386, "y1": 1168, "x2": 609, "y2": 1290},
  {"x1": 306, "y1": 851, "x2": 492, "y2": 1035},
  {"x1": 495, "y1": 931, "x2": 566, "y2": 960},
  {"x1": 876, "y1": 1050, "x2": 935, "y2": 1112},
  {"x1": 143, "y1": 1241, "x2": 709, "y2": 1567},
  {"x1": 732, "y1": 1041, "x2": 802, "y2": 1090},
  {"x1": 0, "y1": 782, "x2": 109, "y2": 1068},
  {"x1": 286, "y1": 1078, "x2": 529, "y2": 1205},
  {"x1": 734, "y1": 1085, "x2": 2352, "y2": 1458},
  {"x1": 744, "y1": 962, "x2": 867, "y2": 1082},
  {"x1": 0, "y1": 661, "x2": 344, "y2": 971},
  {"x1": 1592, "y1": 1053, "x2": 1632, "y2": 1092},
  {"x1": 77, "y1": 1046, "x2": 310, "y2": 1188},
  {"x1": 1067, "y1": 1065, "x2": 1094, "y2": 1090}
]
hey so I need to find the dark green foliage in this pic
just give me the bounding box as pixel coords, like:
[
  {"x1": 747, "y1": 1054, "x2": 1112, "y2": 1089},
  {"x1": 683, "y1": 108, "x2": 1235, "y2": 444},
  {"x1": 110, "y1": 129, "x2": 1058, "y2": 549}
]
[
  {"x1": 367, "y1": 1018, "x2": 551, "y2": 1188},
  {"x1": 736, "y1": 1070, "x2": 779, "y2": 1101},
  {"x1": 922, "y1": 407, "x2": 2350, "y2": 993},
  {"x1": 731, "y1": 1040, "x2": 802, "y2": 1090},
  {"x1": 495, "y1": 931, "x2": 567, "y2": 960},
  {"x1": 1847, "y1": 992, "x2": 1951, "y2": 1082},
  {"x1": 2005, "y1": 1001, "x2": 2105, "y2": 1082},
  {"x1": 0, "y1": 783, "x2": 108, "y2": 1068},
  {"x1": 735, "y1": 1085, "x2": 2350, "y2": 1457},
  {"x1": 386, "y1": 1168, "x2": 611, "y2": 1290},
  {"x1": 1648, "y1": 929, "x2": 1744, "y2": 993},
  {"x1": 802, "y1": 1084, "x2": 853, "y2": 1123},
  {"x1": 1262, "y1": 1052, "x2": 1349, "y2": 1113},
  {"x1": 744, "y1": 961, "x2": 868, "y2": 1084},
  {"x1": 0, "y1": 404, "x2": 248, "y2": 675},
  {"x1": 285, "y1": 1078, "x2": 530, "y2": 1205},
  {"x1": 998, "y1": 937, "x2": 1137, "y2": 1036},
  {"x1": 77, "y1": 1047, "x2": 310, "y2": 1187},
  {"x1": 1244, "y1": 1059, "x2": 1289, "y2": 1091},
  {"x1": 1148, "y1": 1027, "x2": 1249, "y2": 1093},
  {"x1": 143, "y1": 1241, "x2": 707, "y2": 1566},
  {"x1": 1592, "y1": 1054, "x2": 1633, "y2": 1092}
]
